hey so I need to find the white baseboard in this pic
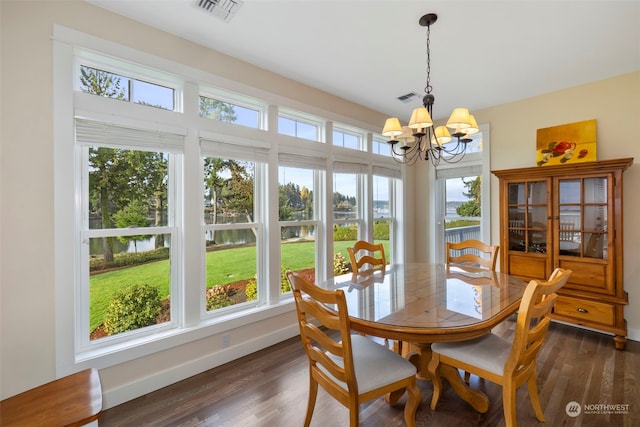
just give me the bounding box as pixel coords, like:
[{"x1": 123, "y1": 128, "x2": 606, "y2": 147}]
[{"x1": 101, "y1": 324, "x2": 300, "y2": 409}]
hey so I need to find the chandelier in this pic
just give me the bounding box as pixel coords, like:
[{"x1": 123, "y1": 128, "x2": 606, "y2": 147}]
[{"x1": 381, "y1": 13, "x2": 478, "y2": 166}]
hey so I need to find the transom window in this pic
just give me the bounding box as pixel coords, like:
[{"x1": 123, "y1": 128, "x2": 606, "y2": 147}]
[{"x1": 80, "y1": 65, "x2": 175, "y2": 111}]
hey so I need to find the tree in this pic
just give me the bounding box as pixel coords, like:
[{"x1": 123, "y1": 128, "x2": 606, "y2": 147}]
[
  {"x1": 456, "y1": 176, "x2": 481, "y2": 217},
  {"x1": 113, "y1": 200, "x2": 151, "y2": 253},
  {"x1": 199, "y1": 97, "x2": 237, "y2": 122}
]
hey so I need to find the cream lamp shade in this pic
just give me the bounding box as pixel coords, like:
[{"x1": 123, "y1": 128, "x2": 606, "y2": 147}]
[
  {"x1": 464, "y1": 115, "x2": 479, "y2": 135},
  {"x1": 433, "y1": 126, "x2": 452, "y2": 146},
  {"x1": 446, "y1": 108, "x2": 472, "y2": 129},
  {"x1": 408, "y1": 107, "x2": 433, "y2": 130},
  {"x1": 381, "y1": 117, "x2": 403, "y2": 138}
]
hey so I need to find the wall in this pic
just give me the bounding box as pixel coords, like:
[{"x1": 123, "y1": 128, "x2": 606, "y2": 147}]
[
  {"x1": 476, "y1": 71, "x2": 640, "y2": 340},
  {"x1": 0, "y1": 1, "x2": 388, "y2": 405}
]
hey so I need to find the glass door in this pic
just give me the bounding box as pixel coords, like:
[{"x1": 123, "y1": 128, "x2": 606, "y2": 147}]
[
  {"x1": 507, "y1": 180, "x2": 550, "y2": 254},
  {"x1": 557, "y1": 176, "x2": 608, "y2": 259}
]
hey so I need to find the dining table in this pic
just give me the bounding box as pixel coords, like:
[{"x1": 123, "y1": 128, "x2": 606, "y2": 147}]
[{"x1": 319, "y1": 262, "x2": 529, "y2": 412}]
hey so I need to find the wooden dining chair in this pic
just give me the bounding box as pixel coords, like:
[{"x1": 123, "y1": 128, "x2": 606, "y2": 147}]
[
  {"x1": 446, "y1": 239, "x2": 499, "y2": 270},
  {"x1": 428, "y1": 268, "x2": 572, "y2": 427},
  {"x1": 347, "y1": 240, "x2": 386, "y2": 274},
  {"x1": 286, "y1": 271, "x2": 421, "y2": 427}
]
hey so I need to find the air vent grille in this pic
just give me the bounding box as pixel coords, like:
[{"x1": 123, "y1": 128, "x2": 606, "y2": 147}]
[
  {"x1": 194, "y1": 0, "x2": 243, "y2": 22},
  {"x1": 397, "y1": 92, "x2": 419, "y2": 103}
]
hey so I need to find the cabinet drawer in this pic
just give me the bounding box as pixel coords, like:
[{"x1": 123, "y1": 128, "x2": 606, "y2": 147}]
[{"x1": 554, "y1": 296, "x2": 615, "y2": 326}]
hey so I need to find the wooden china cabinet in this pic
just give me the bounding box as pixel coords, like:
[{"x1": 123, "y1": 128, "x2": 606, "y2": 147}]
[{"x1": 493, "y1": 158, "x2": 633, "y2": 349}]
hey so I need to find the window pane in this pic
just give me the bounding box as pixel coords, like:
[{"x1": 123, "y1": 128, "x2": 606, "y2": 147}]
[
  {"x1": 204, "y1": 158, "x2": 255, "y2": 224},
  {"x1": 278, "y1": 116, "x2": 319, "y2": 141},
  {"x1": 333, "y1": 222, "x2": 358, "y2": 274},
  {"x1": 80, "y1": 65, "x2": 175, "y2": 111},
  {"x1": 89, "y1": 234, "x2": 171, "y2": 340},
  {"x1": 132, "y1": 79, "x2": 174, "y2": 110},
  {"x1": 205, "y1": 238, "x2": 257, "y2": 310},
  {"x1": 373, "y1": 220, "x2": 391, "y2": 263},
  {"x1": 281, "y1": 225, "x2": 316, "y2": 292},
  {"x1": 333, "y1": 130, "x2": 360, "y2": 150},
  {"x1": 333, "y1": 173, "x2": 358, "y2": 220},
  {"x1": 202, "y1": 155, "x2": 257, "y2": 310},
  {"x1": 297, "y1": 121, "x2": 318, "y2": 141},
  {"x1": 373, "y1": 175, "x2": 390, "y2": 218},
  {"x1": 89, "y1": 147, "x2": 169, "y2": 229},
  {"x1": 444, "y1": 176, "x2": 481, "y2": 240},
  {"x1": 277, "y1": 117, "x2": 296, "y2": 137},
  {"x1": 80, "y1": 65, "x2": 129, "y2": 101},
  {"x1": 279, "y1": 167, "x2": 314, "y2": 220},
  {"x1": 373, "y1": 138, "x2": 391, "y2": 156},
  {"x1": 199, "y1": 96, "x2": 259, "y2": 128}
]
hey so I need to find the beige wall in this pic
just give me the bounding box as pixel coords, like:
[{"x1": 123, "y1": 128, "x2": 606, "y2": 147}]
[{"x1": 2, "y1": 0, "x2": 639, "y2": 407}]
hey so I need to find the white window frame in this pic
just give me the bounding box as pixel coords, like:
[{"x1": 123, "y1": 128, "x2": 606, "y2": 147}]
[
  {"x1": 200, "y1": 139, "x2": 269, "y2": 316},
  {"x1": 434, "y1": 124, "x2": 491, "y2": 264}
]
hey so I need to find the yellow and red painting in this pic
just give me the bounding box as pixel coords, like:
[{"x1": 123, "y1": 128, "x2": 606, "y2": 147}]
[{"x1": 536, "y1": 119, "x2": 597, "y2": 166}]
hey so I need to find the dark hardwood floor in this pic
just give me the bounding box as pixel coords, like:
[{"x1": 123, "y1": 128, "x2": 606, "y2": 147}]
[{"x1": 100, "y1": 320, "x2": 639, "y2": 426}]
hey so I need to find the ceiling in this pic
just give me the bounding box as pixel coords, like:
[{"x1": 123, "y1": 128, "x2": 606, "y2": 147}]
[{"x1": 86, "y1": 0, "x2": 639, "y2": 123}]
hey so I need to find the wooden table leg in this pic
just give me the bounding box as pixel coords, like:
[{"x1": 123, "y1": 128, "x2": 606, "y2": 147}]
[
  {"x1": 403, "y1": 340, "x2": 490, "y2": 413},
  {"x1": 405, "y1": 342, "x2": 433, "y2": 381},
  {"x1": 439, "y1": 364, "x2": 490, "y2": 413}
]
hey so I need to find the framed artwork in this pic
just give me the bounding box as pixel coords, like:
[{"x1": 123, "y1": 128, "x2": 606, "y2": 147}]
[{"x1": 536, "y1": 119, "x2": 597, "y2": 166}]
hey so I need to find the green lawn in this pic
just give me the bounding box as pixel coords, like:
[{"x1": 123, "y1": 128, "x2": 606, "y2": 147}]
[{"x1": 89, "y1": 240, "x2": 383, "y2": 332}]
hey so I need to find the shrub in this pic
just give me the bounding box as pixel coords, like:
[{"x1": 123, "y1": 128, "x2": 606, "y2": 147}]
[
  {"x1": 206, "y1": 285, "x2": 237, "y2": 310},
  {"x1": 245, "y1": 279, "x2": 257, "y2": 301},
  {"x1": 333, "y1": 224, "x2": 357, "y2": 241},
  {"x1": 90, "y1": 247, "x2": 170, "y2": 272},
  {"x1": 103, "y1": 283, "x2": 162, "y2": 335},
  {"x1": 373, "y1": 221, "x2": 390, "y2": 240},
  {"x1": 245, "y1": 268, "x2": 289, "y2": 301},
  {"x1": 334, "y1": 252, "x2": 350, "y2": 274}
]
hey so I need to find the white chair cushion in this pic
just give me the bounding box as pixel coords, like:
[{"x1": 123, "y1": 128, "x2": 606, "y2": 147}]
[
  {"x1": 431, "y1": 333, "x2": 512, "y2": 376},
  {"x1": 322, "y1": 334, "x2": 417, "y2": 394}
]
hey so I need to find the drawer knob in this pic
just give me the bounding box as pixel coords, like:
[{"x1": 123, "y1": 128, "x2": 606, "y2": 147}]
[{"x1": 576, "y1": 307, "x2": 589, "y2": 313}]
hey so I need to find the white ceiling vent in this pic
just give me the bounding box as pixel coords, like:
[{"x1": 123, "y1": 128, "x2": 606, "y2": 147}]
[
  {"x1": 193, "y1": 0, "x2": 243, "y2": 22},
  {"x1": 397, "y1": 92, "x2": 420, "y2": 104}
]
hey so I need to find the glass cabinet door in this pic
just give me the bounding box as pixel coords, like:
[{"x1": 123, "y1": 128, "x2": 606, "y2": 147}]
[
  {"x1": 507, "y1": 181, "x2": 548, "y2": 253},
  {"x1": 558, "y1": 177, "x2": 608, "y2": 259}
]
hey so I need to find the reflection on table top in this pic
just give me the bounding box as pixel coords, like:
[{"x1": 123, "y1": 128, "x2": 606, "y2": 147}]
[{"x1": 319, "y1": 263, "x2": 528, "y2": 333}]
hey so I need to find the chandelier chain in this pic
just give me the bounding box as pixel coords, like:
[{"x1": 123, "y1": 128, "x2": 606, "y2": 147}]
[{"x1": 424, "y1": 24, "x2": 432, "y2": 95}]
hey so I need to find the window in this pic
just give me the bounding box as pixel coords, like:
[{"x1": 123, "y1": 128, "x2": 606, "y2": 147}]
[
  {"x1": 57, "y1": 36, "x2": 405, "y2": 370},
  {"x1": 80, "y1": 65, "x2": 175, "y2": 110},
  {"x1": 372, "y1": 136, "x2": 392, "y2": 157},
  {"x1": 333, "y1": 164, "x2": 364, "y2": 269},
  {"x1": 277, "y1": 109, "x2": 323, "y2": 141},
  {"x1": 76, "y1": 120, "x2": 182, "y2": 347},
  {"x1": 435, "y1": 128, "x2": 490, "y2": 263},
  {"x1": 332, "y1": 126, "x2": 362, "y2": 150},
  {"x1": 372, "y1": 173, "x2": 395, "y2": 262},
  {"x1": 202, "y1": 152, "x2": 262, "y2": 311},
  {"x1": 279, "y1": 153, "x2": 324, "y2": 289},
  {"x1": 199, "y1": 92, "x2": 264, "y2": 129}
]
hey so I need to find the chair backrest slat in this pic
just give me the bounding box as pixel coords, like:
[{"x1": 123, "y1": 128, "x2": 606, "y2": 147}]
[
  {"x1": 347, "y1": 241, "x2": 386, "y2": 275},
  {"x1": 446, "y1": 239, "x2": 499, "y2": 270}
]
